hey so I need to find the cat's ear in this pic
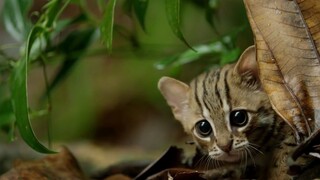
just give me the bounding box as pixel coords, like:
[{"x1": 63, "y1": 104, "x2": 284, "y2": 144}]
[
  {"x1": 234, "y1": 45, "x2": 258, "y2": 79},
  {"x1": 158, "y1": 77, "x2": 189, "y2": 121}
]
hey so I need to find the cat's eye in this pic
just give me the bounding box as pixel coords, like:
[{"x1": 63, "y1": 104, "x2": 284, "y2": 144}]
[
  {"x1": 195, "y1": 120, "x2": 212, "y2": 137},
  {"x1": 230, "y1": 110, "x2": 248, "y2": 127}
]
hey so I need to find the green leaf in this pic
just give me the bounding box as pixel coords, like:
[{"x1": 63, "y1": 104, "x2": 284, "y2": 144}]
[
  {"x1": 155, "y1": 41, "x2": 224, "y2": 69},
  {"x1": 9, "y1": 0, "x2": 70, "y2": 153},
  {"x1": 154, "y1": 55, "x2": 179, "y2": 70},
  {"x1": 27, "y1": 0, "x2": 71, "y2": 61},
  {"x1": 165, "y1": 0, "x2": 193, "y2": 50},
  {"x1": 41, "y1": 0, "x2": 70, "y2": 28},
  {"x1": 2, "y1": 0, "x2": 32, "y2": 42},
  {"x1": 10, "y1": 25, "x2": 54, "y2": 153},
  {"x1": 133, "y1": 0, "x2": 149, "y2": 31},
  {"x1": 172, "y1": 42, "x2": 223, "y2": 66},
  {"x1": 26, "y1": 26, "x2": 46, "y2": 60},
  {"x1": 10, "y1": 56, "x2": 55, "y2": 153},
  {"x1": 100, "y1": 0, "x2": 117, "y2": 52}
]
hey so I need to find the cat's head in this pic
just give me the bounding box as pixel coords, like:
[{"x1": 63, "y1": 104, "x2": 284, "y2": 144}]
[{"x1": 158, "y1": 46, "x2": 275, "y2": 163}]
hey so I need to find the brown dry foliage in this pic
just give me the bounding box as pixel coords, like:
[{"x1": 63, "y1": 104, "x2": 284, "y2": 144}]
[{"x1": 244, "y1": 0, "x2": 320, "y2": 143}]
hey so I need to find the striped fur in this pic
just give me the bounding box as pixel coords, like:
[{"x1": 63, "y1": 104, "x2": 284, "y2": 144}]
[
  {"x1": 158, "y1": 46, "x2": 307, "y2": 179},
  {"x1": 188, "y1": 64, "x2": 287, "y2": 162}
]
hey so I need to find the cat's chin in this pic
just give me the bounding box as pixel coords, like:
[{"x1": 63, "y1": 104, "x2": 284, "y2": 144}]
[{"x1": 215, "y1": 153, "x2": 241, "y2": 163}]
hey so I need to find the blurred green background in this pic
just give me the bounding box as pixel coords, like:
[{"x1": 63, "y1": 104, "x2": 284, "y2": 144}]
[{"x1": 0, "y1": 0, "x2": 253, "y2": 172}]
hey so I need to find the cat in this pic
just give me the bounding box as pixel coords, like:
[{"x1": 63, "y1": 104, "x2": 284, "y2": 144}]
[{"x1": 158, "y1": 46, "x2": 309, "y2": 179}]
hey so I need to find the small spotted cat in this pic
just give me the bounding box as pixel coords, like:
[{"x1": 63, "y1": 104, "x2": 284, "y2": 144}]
[{"x1": 158, "y1": 46, "x2": 309, "y2": 179}]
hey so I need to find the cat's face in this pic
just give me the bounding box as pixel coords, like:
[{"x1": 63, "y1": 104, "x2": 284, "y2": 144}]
[
  {"x1": 158, "y1": 46, "x2": 276, "y2": 163},
  {"x1": 186, "y1": 65, "x2": 275, "y2": 163}
]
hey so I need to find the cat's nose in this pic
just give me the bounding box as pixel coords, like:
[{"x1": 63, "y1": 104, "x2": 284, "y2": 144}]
[{"x1": 217, "y1": 140, "x2": 233, "y2": 152}]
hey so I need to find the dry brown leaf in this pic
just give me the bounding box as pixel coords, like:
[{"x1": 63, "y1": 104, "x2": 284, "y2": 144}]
[
  {"x1": 134, "y1": 146, "x2": 185, "y2": 180},
  {"x1": 0, "y1": 147, "x2": 86, "y2": 180},
  {"x1": 146, "y1": 168, "x2": 205, "y2": 180},
  {"x1": 244, "y1": 0, "x2": 320, "y2": 143},
  {"x1": 104, "y1": 174, "x2": 132, "y2": 180}
]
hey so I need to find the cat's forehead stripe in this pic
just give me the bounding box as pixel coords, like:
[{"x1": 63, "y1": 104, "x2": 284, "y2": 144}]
[
  {"x1": 223, "y1": 68, "x2": 232, "y2": 110},
  {"x1": 194, "y1": 77, "x2": 204, "y2": 115},
  {"x1": 219, "y1": 67, "x2": 231, "y2": 113},
  {"x1": 192, "y1": 72, "x2": 218, "y2": 137},
  {"x1": 214, "y1": 69, "x2": 223, "y2": 108},
  {"x1": 202, "y1": 71, "x2": 214, "y2": 113}
]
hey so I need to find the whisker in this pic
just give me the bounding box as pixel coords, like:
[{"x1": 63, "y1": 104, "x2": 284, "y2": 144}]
[
  {"x1": 248, "y1": 146, "x2": 261, "y2": 154},
  {"x1": 208, "y1": 156, "x2": 214, "y2": 170},
  {"x1": 241, "y1": 149, "x2": 248, "y2": 173},
  {"x1": 204, "y1": 155, "x2": 211, "y2": 170},
  {"x1": 245, "y1": 147, "x2": 256, "y2": 167},
  {"x1": 240, "y1": 149, "x2": 247, "y2": 173},
  {"x1": 206, "y1": 156, "x2": 211, "y2": 170},
  {"x1": 248, "y1": 142, "x2": 261, "y2": 148},
  {"x1": 216, "y1": 158, "x2": 220, "y2": 169},
  {"x1": 194, "y1": 154, "x2": 207, "y2": 169},
  {"x1": 245, "y1": 149, "x2": 248, "y2": 170},
  {"x1": 198, "y1": 155, "x2": 205, "y2": 170},
  {"x1": 240, "y1": 151, "x2": 246, "y2": 166},
  {"x1": 194, "y1": 156, "x2": 202, "y2": 168},
  {"x1": 217, "y1": 159, "x2": 222, "y2": 169},
  {"x1": 207, "y1": 156, "x2": 213, "y2": 170},
  {"x1": 211, "y1": 158, "x2": 216, "y2": 169},
  {"x1": 209, "y1": 157, "x2": 215, "y2": 170},
  {"x1": 239, "y1": 150, "x2": 244, "y2": 167},
  {"x1": 248, "y1": 143, "x2": 264, "y2": 155},
  {"x1": 204, "y1": 155, "x2": 210, "y2": 171},
  {"x1": 213, "y1": 158, "x2": 220, "y2": 170}
]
